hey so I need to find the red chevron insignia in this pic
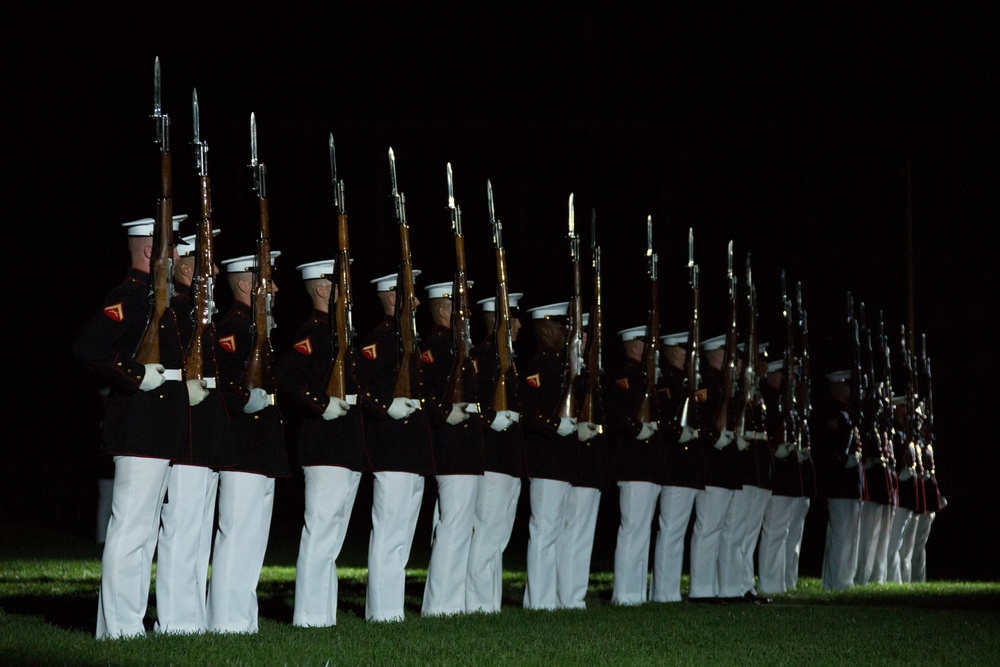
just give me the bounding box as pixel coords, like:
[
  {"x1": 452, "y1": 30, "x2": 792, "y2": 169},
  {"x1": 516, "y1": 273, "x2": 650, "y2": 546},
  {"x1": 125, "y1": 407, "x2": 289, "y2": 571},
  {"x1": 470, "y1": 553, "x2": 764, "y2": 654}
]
[
  {"x1": 420, "y1": 349, "x2": 434, "y2": 364},
  {"x1": 615, "y1": 377, "x2": 629, "y2": 390},
  {"x1": 218, "y1": 335, "x2": 237, "y2": 353},
  {"x1": 362, "y1": 343, "x2": 377, "y2": 360},
  {"x1": 103, "y1": 302, "x2": 124, "y2": 322},
  {"x1": 526, "y1": 373, "x2": 541, "y2": 388},
  {"x1": 293, "y1": 337, "x2": 313, "y2": 355}
]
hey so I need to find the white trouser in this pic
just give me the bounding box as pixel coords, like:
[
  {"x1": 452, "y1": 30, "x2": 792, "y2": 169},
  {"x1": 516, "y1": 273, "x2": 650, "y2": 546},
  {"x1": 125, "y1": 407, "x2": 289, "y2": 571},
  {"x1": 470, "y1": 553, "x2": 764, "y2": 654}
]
[
  {"x1": 557, "y1": 486, "x2": 601, "y2": 610},
  {"x1": 611, "y1": 481, "x2": 661, "y2": 605},
  {"x1": 738, "y1": 485, "x2": 772, "y2": 595},
  {"x1": 293, "y1": 466, "x2": 362, "y2": 627},
  {"x1": 898, "y1": 509, "x2": 920, "y2": 583},
  {"x1": 785, "y1": 497, "x2": 811, "y2": 590},
  {"x1": 887, "y1": 507, "x2": 913, "y2": 583},
  {"x1": 757, "y1": 494, "x2": 796, "y2": 594},
  {"x1": 96, "y1": 478, "x2": 114, "y2": 545},
  {"x1": 688, "y1": 486, "x2": 735, "y2": 599},
  {"x1": 422, "y1": 474, "x2": 480, "y2": 616},
  {"x1": 853, "y1": 500, "x2": 884, "y2": 586},
  {"x1": 718, "y1": 487, "x2": 753, "y2": 598},
  {"x1": 155, "y1": 464, "x2": 219, "y2": 634},
  {"x1": 465, "y1": 472, "x2": 521, "y2": 613},
  {"x1": 911, "y1": 511, "x2": 936, "y2": 583},
  {"x1": 523, "y1": 477, "x2": 572, "y2": 610},
  {"x1": 869, "y1": 504, "x2": 896, "y2": 584},
  {"x1": 365, "y1": 471, "x2": 424, "y2": 622},
  {"x1": 650, "y1": 485, "x2": 698, "y2": 602},
  {"x1": 822, "y1": 498, "x2": 862, "y2": 590},
  {"x1": 207, "y1": 471, "x2": 275, "y2": 633},
  {"x1": 96, "y1": 456, "x2": 171, "y2": 639}
]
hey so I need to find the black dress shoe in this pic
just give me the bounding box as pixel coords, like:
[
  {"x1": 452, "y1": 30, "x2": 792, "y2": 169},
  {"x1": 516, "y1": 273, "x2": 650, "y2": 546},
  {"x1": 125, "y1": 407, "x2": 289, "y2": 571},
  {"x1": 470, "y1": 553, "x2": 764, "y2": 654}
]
[{"x1": 744, "y1": 592, "x2": 773, "y2": 604}]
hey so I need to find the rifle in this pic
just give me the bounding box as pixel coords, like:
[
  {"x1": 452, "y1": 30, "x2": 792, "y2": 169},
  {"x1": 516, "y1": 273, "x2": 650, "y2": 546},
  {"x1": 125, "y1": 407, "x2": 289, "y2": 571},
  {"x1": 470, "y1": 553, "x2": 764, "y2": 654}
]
[
  {"x1": 240, "y1": 112, "x2": 277, "y2": 397},
  {"x1": 184, "y1": 88, "x2": 218, "y2": 383},
  {"x1": 877, "y1": 312, "x2": 896, "y2": 467},
  {"x1": 325, "y1": 133, "x2": 355, "y2": 401},
  {"x1": 444, "y1": 163, "x2": 476, "y2": 406},
  {"x1": 636, "y1": 215, "x2": 659, "y2": 423},
  {"x1": 858, "y1": 302, "x2": 885, "y2": 464},
  {"x1": 778, "y1": 270, "x2": 799, "y2": 449},
  {"x1": 388, "y1": 148, "x2": 420, "y2": 400},
  {"x1": 487, "y1": 180, "x2": 518, "y2": 412},
  {"x1": 712, "y1": 241, "x2": 739, "y2": 446},
  {"x1": 920, "y1": 334, "x2": 935, "y2": 456},
  {"x1": 733, "y1": 253, "x2": 759, "y2": 449},
  {"x1": 135, "y1": 56, "x2": 175, "y2": 365},
  {"x1": 899, "y1": 325, "x2": 922, "y2": 482},
  {"x1": 845, "y1": 292, "x2": 863, "y2": 458},
  {"x1": 675, "y1": 227, "x2": 699, "y2": 433},
  {"x1": 556, "y1": 193, "x2": 584, "y2": 420},
  {"x1": 795, "y1": 282, "x2": 812, "y2": 453},
  {"x1": 577, "y1": 208, "x2": 604, "y2": 430}
]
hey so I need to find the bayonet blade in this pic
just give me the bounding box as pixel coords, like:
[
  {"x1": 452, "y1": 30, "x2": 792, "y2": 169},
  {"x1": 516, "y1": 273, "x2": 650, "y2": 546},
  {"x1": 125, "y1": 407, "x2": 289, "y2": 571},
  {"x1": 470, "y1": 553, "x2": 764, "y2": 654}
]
[
  {"x1": 329, "y1": 133, "x2": 337, "y2": 184},
  {"x1": 568, "y1": 193, "x2": 575, "y2": 237},
  {"x1": 250, "y1": 112, "x2": 258, "y2": 168},
  {"x1": 447, "y1": 162, "x2": 455, "y2": 210},
  {"x1": 153, "y1": 57, "x2": 162, "y2": 116},
  {"x1": 646, "y1": 216, "x2": 653, "y2": 257},
  {"x1": 388, "y1": 147, "x2": 398, "y2": 195},
  {"x1": 688, "y1": 227, "x2": 694, "y2": 267},
  {"x1": 192, "y1": 88, "x2": 200, "y2": 144}
]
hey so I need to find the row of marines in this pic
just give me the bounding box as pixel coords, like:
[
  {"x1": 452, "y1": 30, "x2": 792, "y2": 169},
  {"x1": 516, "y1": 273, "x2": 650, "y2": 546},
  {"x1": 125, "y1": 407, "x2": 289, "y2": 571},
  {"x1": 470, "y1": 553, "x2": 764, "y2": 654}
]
[{"x1": 74, "y1": 215, "x2": 942, "y2": 638}]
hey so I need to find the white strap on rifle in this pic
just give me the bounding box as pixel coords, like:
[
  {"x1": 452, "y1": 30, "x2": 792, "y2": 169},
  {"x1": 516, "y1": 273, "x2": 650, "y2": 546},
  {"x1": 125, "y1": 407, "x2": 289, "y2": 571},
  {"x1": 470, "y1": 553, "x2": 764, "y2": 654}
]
[{"x1": 162, "y1": 369, "x2": 183, "y2": 382}]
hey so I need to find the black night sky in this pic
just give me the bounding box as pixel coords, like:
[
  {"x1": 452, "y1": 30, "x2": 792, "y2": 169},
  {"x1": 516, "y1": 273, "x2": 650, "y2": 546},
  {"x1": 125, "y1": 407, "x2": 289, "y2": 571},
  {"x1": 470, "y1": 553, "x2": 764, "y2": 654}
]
[{"x1": 8, "y1": 3, "x2": 997, "y2": 580}]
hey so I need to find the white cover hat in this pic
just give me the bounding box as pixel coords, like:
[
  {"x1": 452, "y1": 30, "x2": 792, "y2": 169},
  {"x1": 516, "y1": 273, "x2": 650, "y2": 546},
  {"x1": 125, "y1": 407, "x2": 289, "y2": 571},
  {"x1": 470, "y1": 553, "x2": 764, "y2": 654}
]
[
  {"x1": 701, "y1": 334, "x2": 727, "y2": 351},
  {"x1": 618, "y1": 325, "x2": 647, "y2": 342},
  {"x1": 122, "y1": 213, "x2": 187, "y2": 237},
  {"x1": 476, "y1": 292, "x2": 523, "y2": 312},
  {"x1": 737, "y1": 341, "x2": 770, "y2": 354},
  {"x1": 371, "y1": 270, "x2": 422, "y2": 292},
  {"x1": 825, "y1": 369, "x2": 851, "y2": 383},
  {"x1": 177, "y1": 228, "x2": 221, "y2": 257},
  {"x1": 297, "y1": 259, "x2": 336, "y2": 280},
  {"x1": 766, "y1": 359, "x2": 784, "y2": 374},
  {"x1": 425, "y1": 280, "x2": 474, "y2": 299},
  {"x1": 527, "y1": 302, "x2": 569, "y2": 320},
  {"x1": 660, "y1": 331, "x2": 688, "y2": 346},
  {"x1": 220, "y1": 251, "x2": 282, "y2": 273},
  {"x1": 891, "y1": 395, "x2": 906, "y2": 406}
]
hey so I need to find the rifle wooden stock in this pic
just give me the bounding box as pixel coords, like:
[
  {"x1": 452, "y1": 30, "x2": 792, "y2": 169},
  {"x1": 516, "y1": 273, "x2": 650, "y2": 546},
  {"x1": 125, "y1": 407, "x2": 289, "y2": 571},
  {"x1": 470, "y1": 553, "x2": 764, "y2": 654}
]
[
  {"x1": 445, "y1": 232, "x2": 474, "y2": 404},
  {"x1": 636, "y1": 273, "x2": 659, "y2": 423},
  {"x1": 491, "y1": 251, "x2": 514, "y2": 412},
  {"x1": 713, "y1": 262, "x2": 739, "y2": 437},
  {"x1": 675, "y1": 277, "x2": 700, "y2": 430},
  {"x1": 241, "y1": 196, "x2": 273, "y2": 392},
  {"x1": 557, "y1": 238, "x2": 583, "y2": 420},
  {"x1": 392, "y1": 210, "x2": 419, "y2": 399},
  {"x1": 578, "y1": 243, "x2": 603, "y2": 425},
  {"x1": 184, "y1": 174, "x2": 216, "y2": 381},
  {"x1": 135, "y1": 149, "x2": 173, "y2": 365},
  {"x1": 326, "y1": 208, "x2": 353, "y2": 399}
]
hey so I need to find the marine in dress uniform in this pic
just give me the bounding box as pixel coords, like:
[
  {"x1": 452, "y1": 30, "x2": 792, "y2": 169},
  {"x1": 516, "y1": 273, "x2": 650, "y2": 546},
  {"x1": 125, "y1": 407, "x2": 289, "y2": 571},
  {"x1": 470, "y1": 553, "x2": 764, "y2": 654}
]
[
  {"x1": 854, "y1": 393, "x2": 895, "y2": 587},
  {"x1": 273, "y1": 259, "x2": 367, "y2": 627},
  {"x1": 419, "y1": 281, "x2": 485, "y2": 617},
  {"x1": 757, "y1": 359, "x2": 812, "y2": 594},
  {"x1": 688, "y1": 334, "x2": 742, "y2": 604},
  {"x1": 207, "y1": 251, "x2": 291, "y2": 633},
  {"x1": 608, "y1": 326, "x2": 665, "y2": 605},
  {"x1": 465, "y1": 292, "x2": 527, "y2": 613},
  {"x1": 650, "y1": 331, "x2": 707, "y2": 602},
  {"x1": 155, "y1": 229, "x2": 239, "y2": 634},
  {"x1": 887, "y1": 396, "x2": 919, "y2": 583},
  {"x1": 356, "y1": 272, "x2": 434, "y2": 622},
  {"x1": 520, "y1": 302, "x2": 579, "y2": 610},
  {"x1": 814, "y1": 370, "x2": 865, "y2": 591},
  {"x1": 717, "y1": 342, "x2": 774, "y2": 603},
  {"x1": 559, "y1": 313, "x2": 609, "y2": 610},
  {"x1": 73, "y1": 216, "x2": 190, "y2": 639},
  {"x1": 910, "y1": 440, "x2": 944, "y2": 582}
]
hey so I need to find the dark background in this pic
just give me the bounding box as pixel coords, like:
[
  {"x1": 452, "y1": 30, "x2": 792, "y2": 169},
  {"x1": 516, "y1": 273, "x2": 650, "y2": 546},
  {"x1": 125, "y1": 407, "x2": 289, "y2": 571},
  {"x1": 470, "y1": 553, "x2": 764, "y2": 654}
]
[{"x1": 7, "y1": 3, "x2": 997, "y2": 581}]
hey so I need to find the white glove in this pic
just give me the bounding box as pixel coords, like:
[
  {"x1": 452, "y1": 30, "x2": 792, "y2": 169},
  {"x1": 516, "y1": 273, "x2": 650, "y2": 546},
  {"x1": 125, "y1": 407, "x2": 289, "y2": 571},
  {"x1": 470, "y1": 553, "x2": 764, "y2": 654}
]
[
  {"x1": 898, "y1": 467, "x2": 913, "y2": 481},
  {"x1": 844, "y1": 456, "x2": 860, "y2": 469},
  {"x1": 557, "y1": 417, "x2": 577, "y2": 437},
  {"x1": 139, "y1": 363, "x2": 165, "y2": 391},
  {"x1": 578, "y1": 421, "x2": 601, "y2": 442},
  {"x1": 186, "y1": 379, "x2": 209, "y2": 407},
  {"x1": 243, "y1": 387, "x2": 269, "y2": 414},
  {"x1": 490, "y1": 410, "x2": 514, "y2": 432},
  {"x1": 637, "y1": 422, "x2": 656, "y2": 441},
  {"x1": 322, "y1": 397, "x2": 350, "y2": 420},
  {"x1": 387, "y1": 396, "x2": 418, "y2": 420},
  {"x1": 714, "y1": 430, "x2": 733, "y2": 450},
  {"x1": 774, "y1": 442, "x2": 793, "y2": 459},
  {"x1": 446, "y1": 402, "x2": 471, "y2": 425},
  {"x1": 939, "y1": 496, "x2": 948, "y2": 510},
  {"x1": 736, "y1": 434, "x2": 750, "y2": 451},
  {"x1": 796, "y1": 447, "x2": 811, "y2": 463},
  {"x1": 679, "y1": 425, "x2": 697, "y2": 444}
]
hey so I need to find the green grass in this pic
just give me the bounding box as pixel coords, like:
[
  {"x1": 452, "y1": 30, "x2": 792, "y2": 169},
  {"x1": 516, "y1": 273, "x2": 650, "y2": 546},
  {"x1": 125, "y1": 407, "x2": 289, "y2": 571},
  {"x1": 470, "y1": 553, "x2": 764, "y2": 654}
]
[{"x1": 2, "y1": 524, "x2": 998, "y2": 666}]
